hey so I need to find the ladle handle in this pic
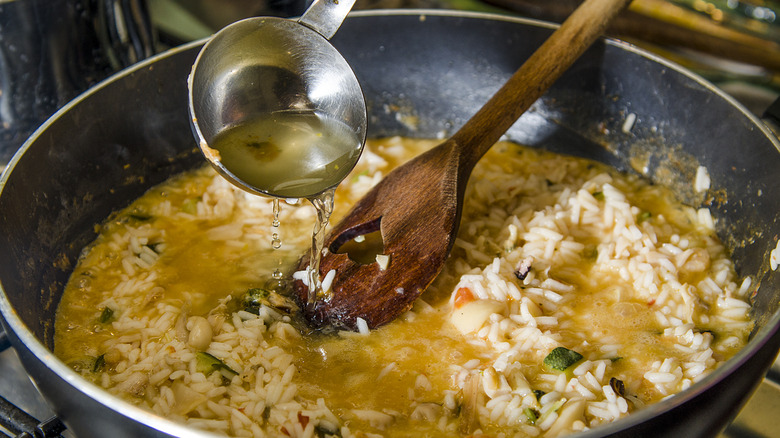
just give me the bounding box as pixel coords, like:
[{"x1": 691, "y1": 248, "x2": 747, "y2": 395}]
[
  {"x1": 454, "y1": 0, "x2": 633, "y2": 171},
  {"x1": 298, "y1": 0, "x2": 357, "y2": 40}
]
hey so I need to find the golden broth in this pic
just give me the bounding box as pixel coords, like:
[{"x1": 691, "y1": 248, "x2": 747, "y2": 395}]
[{"x1": 54, "y1": 138, "x2": 751, "y2": 437}]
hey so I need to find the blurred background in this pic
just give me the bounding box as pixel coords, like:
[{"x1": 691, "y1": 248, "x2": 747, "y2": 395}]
[
  {"x1": 1, "y1": 0, "x2": 780, "y2": 164},
  {"x1": 149, "y1": 0, "x2": 780, "y2": 114}
]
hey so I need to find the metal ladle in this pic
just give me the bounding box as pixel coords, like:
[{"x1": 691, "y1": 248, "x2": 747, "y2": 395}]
[{"x1": 187, "y1": 0, "x2": 367, "y2": 199}]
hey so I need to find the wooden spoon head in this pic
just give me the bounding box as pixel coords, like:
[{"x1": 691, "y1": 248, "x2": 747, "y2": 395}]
[
  {"x1": 290, "y1": 0, "x2": 633, "y2": 331},
  {"x1": 292, "y1": 140, "x2": 466, "y2": 330}
]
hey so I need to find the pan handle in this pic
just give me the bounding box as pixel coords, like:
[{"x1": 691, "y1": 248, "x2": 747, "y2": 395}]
[
  {"x1": 0, "y1": 327, "x2": 68, "y2": 437},
  {"x1": 0, "y1": 327, "x2": 10, "y2": 354}
]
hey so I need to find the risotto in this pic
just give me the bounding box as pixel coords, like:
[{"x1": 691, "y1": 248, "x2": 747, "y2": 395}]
[{"x1": 54, "y1": 137, "x2": 752, "y2": 437}]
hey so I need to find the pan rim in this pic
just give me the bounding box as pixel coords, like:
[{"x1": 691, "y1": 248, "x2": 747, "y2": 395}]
[{"x1": 0, "y1": 8, "x2": 778, "y2": 437}]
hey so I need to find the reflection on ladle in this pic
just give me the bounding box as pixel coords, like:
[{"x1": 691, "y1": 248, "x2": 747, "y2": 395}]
[{"x1": 187, "y1": 0, "x2": 366, "y2": 199}]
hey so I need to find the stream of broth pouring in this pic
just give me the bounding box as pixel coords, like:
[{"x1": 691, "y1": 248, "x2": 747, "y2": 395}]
[
  {"x1": 305, "y1": 188, "x2": 335, "y2": 304},
  {"x1": 268, "y1": 198, "x2": 285, "y2": 288},
  {"x1": 266, "y1": 192, "x2": 334, "y2": 305},
  {"x1": 210, "y1": 111, "x2": 353, "y2": 303}
]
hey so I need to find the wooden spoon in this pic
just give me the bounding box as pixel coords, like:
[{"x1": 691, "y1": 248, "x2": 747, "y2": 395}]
[{"x1": 293, "y1": 0, "x2": 633, "y2": 331}]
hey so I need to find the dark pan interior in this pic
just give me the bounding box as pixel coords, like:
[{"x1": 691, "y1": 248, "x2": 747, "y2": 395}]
[
  {"x1": 0, "y1": 10, "x2": 778, "y2": 438},
  {"x1": 330, "y1": 12, "x2": 780, "y2": 330}
]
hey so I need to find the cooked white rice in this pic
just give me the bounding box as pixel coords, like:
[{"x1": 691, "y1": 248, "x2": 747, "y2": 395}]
[{"x1": 54, "y1": 137, "x2": 752, "y2": 437}]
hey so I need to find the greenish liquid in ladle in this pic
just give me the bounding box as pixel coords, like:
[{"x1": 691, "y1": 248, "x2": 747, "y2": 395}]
[
  {"x1": 211, "y1": 111, "x2": 352, "y2": 303},
  {"x1": 211, "y1": 111, "x2": 362, "y2": 199}
]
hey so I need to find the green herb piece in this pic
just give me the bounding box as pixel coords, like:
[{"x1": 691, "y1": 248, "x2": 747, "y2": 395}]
[
  {"x1": 583, "y1": 245, "x2": 598, "y2": 260},
  {"x1": 593, "y1": 191, "x2": 605, "y2": 201},
  {"x1": 196, "y1": 352, "x2": 238, "y2": 377},
  {"x1": 524, "y1": 407, "x2": 539, "y2": 424},
  {"x1": 244, "y1": 287, "x2": 297, "y2": 314},
  {"x1": 244, "y1": 288, "x2": 271, "y2": 314},
  {"x1": 93, "y1": 354, "x2": 106, "y2": 373},
  {"x1": 533, "y1": 389, "x2": 545, "y2": 400},
  {"x1": 67, "y1": 357, "x2": 96, "y2": 373},
  {"x1": 610, "y1": 356, "x2": 623, "y2": 363},
  {"x1": 181, "y1": 198, "x2": 199, "y2": 215},
  {"x1": 637, "y1": 211, "x2": 652, "y2": 223},
  {"x1": 544, "y1": 347, "x2": 583, "y2": 371},
  {"x1": 315, "y1": 423, "x2": 342, "y2": 437},
  {"x1": 98, "y1": 307, "x2": 114, "y2": 324},
  {"x1": 246, "y1": 140, "x2": 281, "y2": 162},
  {"x1": 351, "y1": 169, "x2": 370, "y2": 183},
  {"x1": 536, "y1": 398, "x2": 566, "y2": 425},
  {"x1": 127, "y1": 213, "x2": 152, "y2": 222},
  {"x1": 246, "y1": 288, "x2": 271, "y2": 302}
]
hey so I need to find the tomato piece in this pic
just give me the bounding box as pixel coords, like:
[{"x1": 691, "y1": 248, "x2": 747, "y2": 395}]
[{"x1": 454, "y1": 287, "x2": 476, "y2": 309}]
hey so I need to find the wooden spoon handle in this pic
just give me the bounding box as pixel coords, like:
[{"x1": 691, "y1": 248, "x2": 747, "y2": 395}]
[{"x1": 454, "y1": 0, "x2": 633, "y2": 170}]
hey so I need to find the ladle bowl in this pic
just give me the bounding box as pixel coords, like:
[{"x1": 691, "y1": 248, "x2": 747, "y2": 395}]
[{"x1": 188, "y1": 5, "x2": 367, "y2": 199}]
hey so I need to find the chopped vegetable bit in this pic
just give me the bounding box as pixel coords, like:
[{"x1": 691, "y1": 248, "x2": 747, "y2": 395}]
[
  {"x1": 298, "y1": 412, "x2": 310, "y2": 429},
  {"x1": 524, "y1": 407, "x2": 539, "y2": 424},
  {"x1": 245, "y1": 140, "x2": 281, "y2": 162},
  {"x1": 453, "y1": 287, "x2": 476, "y2": 309},
  {"x1": 181, "y1": 198, "x2": 199, "y2": 214},
  {"x1": 93, "y1": 354, "x2": 106, "y2": 373},
  {"x1": 245, "y1": 287, "x2": 270, "y2": 305},
  {"x1": 637, "y1": 211, "x2": 652, "y2": 222},
  {"x1": 543, "y1": 347, "x2": 583, "y2": 371},
  {"x1": 583, "y1": 245, "x2": 598, "y2": 260},
  {"x1": 351, "y1": 169, "x2": 370, "y2": 182},
  {"x1": 244, "y1": 287, "x2": 297, "y2": 314},
  {"x1": 609, "y1": 377, "x2": 626, "y2": 396},
  {"x1": 196, "y1": 352, "x2": 238, "y2": 376},
  {"x1": 314, "y1": 423, "x2": 341, "y2": 437},
  {"x1": 593, "y1": 191, "x2": 605, "y2": 201},
  {"x1": 610, "y1": 356, "x2": 623, "y2": 363},
  {"x1": 68, "y1": 357, "x2": 99, "y2": 373},
  {"x1": 98, "y1": 307, "x2": 114, "y2": 324},
  {"x1": 126, "y1": 213, "x2": 152, "y2": 222},
  {"x1": 537, "y1": 398, "x2": 566, "y2": 425},
  {"x1": 514, "y1": 258, "x2": 532, "y2": 281},
  {"x1": 533, "y1": 389, "x2": 545, "y2": 400}
]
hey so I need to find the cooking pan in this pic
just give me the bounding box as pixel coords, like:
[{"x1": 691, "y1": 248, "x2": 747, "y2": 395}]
[{"x1": 1, "y1": 9, "x2": 779, "y2": 438}]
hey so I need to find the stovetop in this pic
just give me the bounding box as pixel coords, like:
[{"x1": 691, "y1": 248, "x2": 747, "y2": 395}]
[{"x1": 0, "y1": 346, "x2": 63, "y2": 438}]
